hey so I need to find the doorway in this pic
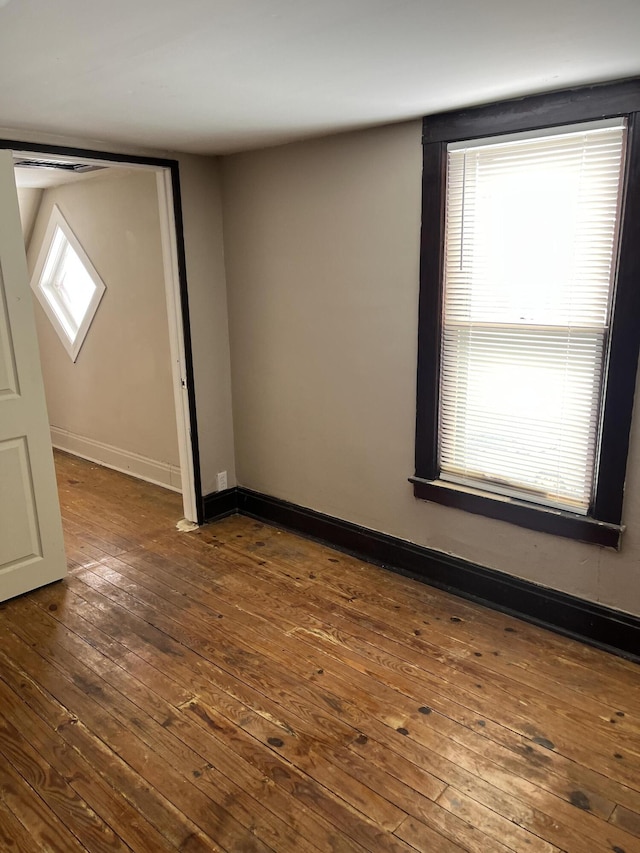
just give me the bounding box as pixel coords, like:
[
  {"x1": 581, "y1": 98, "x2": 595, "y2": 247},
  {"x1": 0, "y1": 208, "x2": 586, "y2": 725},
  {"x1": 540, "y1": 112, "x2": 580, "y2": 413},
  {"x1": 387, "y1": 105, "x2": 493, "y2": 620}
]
[{"x1": 9, "y1": 145, "x2": 201, "y2": 525}]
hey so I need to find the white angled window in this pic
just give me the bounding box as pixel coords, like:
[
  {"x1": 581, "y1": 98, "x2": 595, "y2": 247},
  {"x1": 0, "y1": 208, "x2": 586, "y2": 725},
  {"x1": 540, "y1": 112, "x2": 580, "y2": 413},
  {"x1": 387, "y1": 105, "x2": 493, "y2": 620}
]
[
  {"x1": 439, "y1": 119, "x2": 627, "y2": 513},
  {"x1": 30, "y1": 205, "x2": 106, "y2": 362}
]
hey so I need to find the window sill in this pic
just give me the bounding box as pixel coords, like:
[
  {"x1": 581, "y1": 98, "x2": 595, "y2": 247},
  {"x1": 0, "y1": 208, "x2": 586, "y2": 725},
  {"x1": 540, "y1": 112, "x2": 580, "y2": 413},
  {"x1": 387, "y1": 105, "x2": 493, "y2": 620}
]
[{"x1": 410, "y1": 476, "x2": 623, "y2": 548}]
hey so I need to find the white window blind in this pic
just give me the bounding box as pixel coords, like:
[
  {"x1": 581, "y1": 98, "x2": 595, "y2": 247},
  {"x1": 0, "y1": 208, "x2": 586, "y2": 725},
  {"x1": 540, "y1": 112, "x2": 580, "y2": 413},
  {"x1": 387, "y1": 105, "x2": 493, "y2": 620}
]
[{"x1": 439, "y1": 119, "x2": 627, "y2": 513}]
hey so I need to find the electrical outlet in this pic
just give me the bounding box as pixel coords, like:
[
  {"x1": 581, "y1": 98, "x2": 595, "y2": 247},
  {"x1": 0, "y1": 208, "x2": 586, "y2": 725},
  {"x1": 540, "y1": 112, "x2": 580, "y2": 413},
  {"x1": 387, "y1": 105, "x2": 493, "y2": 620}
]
[{"x1": 216, "y1": 471, "x2": 228, "y2": 492}]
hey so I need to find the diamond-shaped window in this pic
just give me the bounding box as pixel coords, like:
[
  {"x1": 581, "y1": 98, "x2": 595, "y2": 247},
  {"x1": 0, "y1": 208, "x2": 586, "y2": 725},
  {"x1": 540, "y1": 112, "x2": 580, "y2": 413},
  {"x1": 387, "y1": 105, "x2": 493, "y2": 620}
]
[{"x1": 31, "y1": 205, "x2": 106, "y2": 361}]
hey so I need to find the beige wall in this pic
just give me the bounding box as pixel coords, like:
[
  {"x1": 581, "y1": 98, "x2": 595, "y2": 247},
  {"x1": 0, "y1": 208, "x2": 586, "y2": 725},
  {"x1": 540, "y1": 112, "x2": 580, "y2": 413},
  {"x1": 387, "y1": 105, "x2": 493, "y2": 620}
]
[
  {"x1": 28, "y1": 170, "x2": 180, "y2": 470},
  {"x1": 17, "y1": 187, "x2": 43, "y2": 246},
  {"x1": 220, "y1": 120, "x2": 640, "y2": 617},
  {"x1": 178, "y1": 156, "x2": 236, "y2": 494}
]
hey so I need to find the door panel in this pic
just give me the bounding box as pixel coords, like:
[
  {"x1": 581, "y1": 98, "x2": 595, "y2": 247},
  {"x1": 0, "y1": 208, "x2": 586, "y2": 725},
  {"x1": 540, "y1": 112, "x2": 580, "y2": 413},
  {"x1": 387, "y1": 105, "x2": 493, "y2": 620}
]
[
  {"x1": 0, "y1": 437, "x2": 41, "y2": 566},
  {"x1": 0, "y1": 150, "x2": 66, "y2": 602}
]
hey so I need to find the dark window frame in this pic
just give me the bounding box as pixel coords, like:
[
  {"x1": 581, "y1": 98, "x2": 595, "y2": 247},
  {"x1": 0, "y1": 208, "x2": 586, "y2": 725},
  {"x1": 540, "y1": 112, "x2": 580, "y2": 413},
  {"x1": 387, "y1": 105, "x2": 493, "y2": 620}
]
[{"x1": 412, "y1": 79, "x2": 640, "y2": 548}]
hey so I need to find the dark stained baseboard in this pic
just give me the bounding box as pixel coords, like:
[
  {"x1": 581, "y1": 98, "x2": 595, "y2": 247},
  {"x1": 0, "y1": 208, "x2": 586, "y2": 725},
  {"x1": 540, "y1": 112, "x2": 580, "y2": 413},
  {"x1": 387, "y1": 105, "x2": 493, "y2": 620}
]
[
  {"x1": 202, "y1": 486, "x2": 640, "y2": 663},
  {"x1": 202, "y1": 487, "x2": 239, "y2": 522}
]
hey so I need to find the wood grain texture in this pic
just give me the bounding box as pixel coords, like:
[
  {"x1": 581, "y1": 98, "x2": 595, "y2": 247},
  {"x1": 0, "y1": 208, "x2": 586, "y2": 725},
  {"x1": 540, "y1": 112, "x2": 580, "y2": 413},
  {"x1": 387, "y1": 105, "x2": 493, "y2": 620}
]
[{"x1": 0, "y1": 450, "x2": 638, "y2": 852}]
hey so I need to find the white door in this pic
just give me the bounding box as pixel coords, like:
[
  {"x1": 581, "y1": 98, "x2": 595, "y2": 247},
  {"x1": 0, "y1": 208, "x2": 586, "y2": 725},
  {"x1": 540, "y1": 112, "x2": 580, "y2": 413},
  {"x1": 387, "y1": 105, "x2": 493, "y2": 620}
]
[{"x1": 0, "y1": 150, "x2": 66, "y2": 602}]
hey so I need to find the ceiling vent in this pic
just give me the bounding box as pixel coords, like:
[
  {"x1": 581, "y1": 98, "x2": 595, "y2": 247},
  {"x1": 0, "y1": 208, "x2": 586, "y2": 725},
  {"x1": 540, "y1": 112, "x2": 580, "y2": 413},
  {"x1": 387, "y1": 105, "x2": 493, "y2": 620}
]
[{"x1": 13, "y1": 158, "x2": 105, "y2": 174}]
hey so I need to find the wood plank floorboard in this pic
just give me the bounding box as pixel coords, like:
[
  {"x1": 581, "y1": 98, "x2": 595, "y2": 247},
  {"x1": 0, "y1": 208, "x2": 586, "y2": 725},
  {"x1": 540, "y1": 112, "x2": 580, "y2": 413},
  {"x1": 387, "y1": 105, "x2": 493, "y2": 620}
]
[{"x1": 0, "y1": 450, "x2": 638, "y2": 852}]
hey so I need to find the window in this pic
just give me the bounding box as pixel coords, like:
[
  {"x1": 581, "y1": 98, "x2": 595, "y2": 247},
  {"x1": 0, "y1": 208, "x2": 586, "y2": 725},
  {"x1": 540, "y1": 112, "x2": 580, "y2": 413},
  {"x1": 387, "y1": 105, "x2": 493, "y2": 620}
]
[
  {"x1": 413, "y1": 80, "x2": 640, "y2": 547},
  {"x1": 442, "y1": 120, "x2": 626, "y2": 513},
  {"x1": 30, "y1": 205, "x2": 106, "y2": 362}
]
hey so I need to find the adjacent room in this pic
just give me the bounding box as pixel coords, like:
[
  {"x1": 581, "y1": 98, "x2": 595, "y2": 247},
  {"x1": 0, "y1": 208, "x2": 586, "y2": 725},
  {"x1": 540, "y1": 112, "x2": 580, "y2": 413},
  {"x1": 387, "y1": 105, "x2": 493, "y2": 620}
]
[
  {"x1": 17, "y1": 159, "x2": 182, "y2": 492},
  {"x1": 0, "y1": 2, "x2": 639, "y2": 851}
]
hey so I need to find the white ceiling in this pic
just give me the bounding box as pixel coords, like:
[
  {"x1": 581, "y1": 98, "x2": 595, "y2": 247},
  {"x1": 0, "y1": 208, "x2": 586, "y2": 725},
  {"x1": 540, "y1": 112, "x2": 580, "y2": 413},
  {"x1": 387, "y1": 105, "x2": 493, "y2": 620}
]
[
  {"x1": 1, "y1": 0, "x2": 639, "y2": 155},
  {"x1": 13, "y1": 163, "x2": 133, "y2": 189}
]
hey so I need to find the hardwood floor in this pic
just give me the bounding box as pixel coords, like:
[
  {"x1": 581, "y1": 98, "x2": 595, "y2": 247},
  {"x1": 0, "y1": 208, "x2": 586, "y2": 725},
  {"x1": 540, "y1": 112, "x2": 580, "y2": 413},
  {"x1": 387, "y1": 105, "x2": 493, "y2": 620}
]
[{"x1": 0, "y1": 451, "x2": 639, "y2": 852}]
